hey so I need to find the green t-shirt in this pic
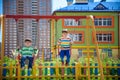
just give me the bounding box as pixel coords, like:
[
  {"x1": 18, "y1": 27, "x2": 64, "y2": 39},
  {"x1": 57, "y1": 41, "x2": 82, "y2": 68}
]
[{"x1": 19, "y1": 46, "x2": 36, "y2": 56}]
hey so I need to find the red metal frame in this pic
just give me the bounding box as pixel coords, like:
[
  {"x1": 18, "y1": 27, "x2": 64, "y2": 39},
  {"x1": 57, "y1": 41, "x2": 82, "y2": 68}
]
[{"x1": 5, "y1": 15, "x2": 87, "y2": 21}]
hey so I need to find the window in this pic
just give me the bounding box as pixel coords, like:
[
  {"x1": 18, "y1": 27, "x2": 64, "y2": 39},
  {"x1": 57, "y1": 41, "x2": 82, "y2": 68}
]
[
  {"x1": 18, "y1": 4, "x2": 23, "y2": 6},
  {"x1": 18, "y1": 12, "x2": 24, "y2": 14},
  {"x1": 94, "y1": 49, "x2": 97, "y2": 57},
  {"x1": 69, "y1": 33, "x2": 82, "y2": 42},
  {"x1": 78, "y1": 49, "x2": 82, "y2": 57},
  {"x1": 18, "y1": 1, "x2": 23, "y2": 3},
  {"x1": 94, "y1": 18, "x2": 112, "y2": 26},
  {"x1": 102, "y1": 48, "x2": 112, "y2": 57},
  {"x1": 94, "y1": 3, "x2": 108, "y2": 10},
  {"x1": 64, "y1": 19, "x2": 82, "y2": 26},
  {"x1": 65, "y1": 31, "x2": 84, "y2": 44},
  {"x1": 108, "y1": 49, "x2": 112, "y2": 57},
  {"x1": 32, "y1": 7, "x2": 38, "y2": 9},
  {"x1": 96, "y1": 33, "x2": 112, "y2": 42},
  {"x1": 18, "y1": 6, "x2": 23, "y2": 9}
]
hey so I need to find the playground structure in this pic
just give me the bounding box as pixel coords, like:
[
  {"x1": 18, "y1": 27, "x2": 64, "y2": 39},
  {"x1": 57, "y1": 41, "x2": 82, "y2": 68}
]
[{"x1": 0, "y1": 15, "x2": 120, "y2": 80}]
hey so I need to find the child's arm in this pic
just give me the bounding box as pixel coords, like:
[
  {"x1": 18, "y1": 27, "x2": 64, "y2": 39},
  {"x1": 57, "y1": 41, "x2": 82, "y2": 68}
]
[
  {"x1": 33, "y1": 47, "x2": 39, "y2": 58},
  {"x1": 33, "y1": 48, "x2": 39, "y2": 65}
]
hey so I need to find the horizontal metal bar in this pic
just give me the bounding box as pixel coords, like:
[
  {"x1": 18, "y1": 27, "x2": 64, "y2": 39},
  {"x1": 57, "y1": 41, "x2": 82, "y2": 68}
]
[
  {"x1": 5, "y1": 15, "x2": 87, "y2": 20},
  {"x1": 2, "y1": 76, "x2": 120, "y2": 79},
  {"x1": 1, "y1": 66, "x2": 120, "y2": 68}
]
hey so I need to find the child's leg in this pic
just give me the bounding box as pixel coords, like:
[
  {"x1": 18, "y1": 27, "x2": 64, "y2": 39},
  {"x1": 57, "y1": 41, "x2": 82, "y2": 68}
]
[
  {"x1": 66, "y1": 50, "x2": 70, "y2": 66},
  {"x1": 20, "y1": 57, "x2": 26, "y2": 76},
  {"x1": 20, "y1": 57, "x2": 26, "y2": 68},
  {"x1": 27, "y1": 56, "x2": 33, "y2": 76},
  {"x1": 60, "y1": 50, "x2": 65, "y2": 76},
  {"x1": 28, "y1": 57, "x2": 34, "y2": 69},
  {"x1": 60, "y1": 50, "x2": 65, "y2": 65}
]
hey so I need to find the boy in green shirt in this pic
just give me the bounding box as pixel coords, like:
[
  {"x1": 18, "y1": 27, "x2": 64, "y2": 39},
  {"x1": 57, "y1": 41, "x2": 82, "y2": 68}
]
[{"x1": 19, "y1": 38, "x2": 37, "y2": 71}]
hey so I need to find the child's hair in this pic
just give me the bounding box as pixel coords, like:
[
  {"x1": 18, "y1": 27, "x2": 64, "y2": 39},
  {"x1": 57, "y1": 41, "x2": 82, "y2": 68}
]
[
  {"x1": 62, "y1": 29, "x2": 68, "y2": 33},
  {"x1": 62, "y1": 31, "x2": 68, "y2": 33},
  {"x1": 24, "y1": 39, "x2": 32, "y2": 42}
]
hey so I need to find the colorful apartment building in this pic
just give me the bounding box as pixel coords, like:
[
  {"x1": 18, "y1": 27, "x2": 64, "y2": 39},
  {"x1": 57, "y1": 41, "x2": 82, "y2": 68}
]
[{"x1": 51, "y1": 0, "x2": 120, "y2": 59}]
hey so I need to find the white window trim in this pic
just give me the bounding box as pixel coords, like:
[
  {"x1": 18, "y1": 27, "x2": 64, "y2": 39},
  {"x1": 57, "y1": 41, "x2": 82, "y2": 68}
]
[
  {"x1": 96, "y1": 33, "x2": 112, "y2": 42},
  {"x1": 69, "y1": 33, "x2": 82, "y2": 42},
  {"x1": 64, "y1": 19, "x2": 82, "y2": 26},
  {"x1": 95, "y1": 18, "x2": 112, "y2": 26}
]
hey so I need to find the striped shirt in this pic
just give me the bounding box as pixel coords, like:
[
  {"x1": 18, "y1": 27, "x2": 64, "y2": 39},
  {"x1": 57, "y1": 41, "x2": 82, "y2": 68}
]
[
  {"x1": 58, "y1": 37, "x2": 72, "y2": 50},
  {"x1": 19, "y1": 46, "x2": 36, "y2": 56}
]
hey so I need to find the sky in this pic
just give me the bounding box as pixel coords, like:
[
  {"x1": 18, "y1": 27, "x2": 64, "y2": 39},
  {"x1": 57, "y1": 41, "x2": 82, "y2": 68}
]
[
  {"x1": 0, "y1": 0, "x2": 2, "y2": 14},
  {"x1": 52, "y1": 0, "x2": 120, "y2": 11}
]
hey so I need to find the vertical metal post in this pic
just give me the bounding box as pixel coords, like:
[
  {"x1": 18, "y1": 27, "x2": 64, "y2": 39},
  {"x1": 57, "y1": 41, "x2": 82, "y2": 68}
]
[
  {"x1": 55, "y1": 20, "x2": 57, "y2": 59},
  {"x1": 75, "y1": 63, "x2": 78, "y2": 80},
  {"x1": 0, "y1": 15, "x2": 5, "y2": 79},
  {"x1": 1, "y1": 15, "x2": 5, "y2": 62},
  {"x1": 42, "y1": 47, "x2": 44, "y2": 62},
  {"x1": 86, "y1": 18, "x2": 90, "y2": 80},
  {"x1": 17, "y1": 64, "x2": 20, "y2": 80},
  {"x1": 56, "y1": 62, "x2": 59, "y2": 80},
  {"x1": 33, "y1": 65, "x2": 36, "y2": 77},
  {"x1": 118, "y1": 14, "x2": 120, "y2": 59},
  {"x1": 51, "y1": 19, "x2": 55, "y2": 60},
  {"x1": 9, "y1": 63, "x2": 13, "y2": 79},
  {"x1": 90, "y1": 16, "x2": 104, "y2": 80},
  {"x1": 78, "y1": 63, "x2": 81, "y2": 79},
  {"x1": 0, "y1": 15, "x2": 2, "y2": 80}
]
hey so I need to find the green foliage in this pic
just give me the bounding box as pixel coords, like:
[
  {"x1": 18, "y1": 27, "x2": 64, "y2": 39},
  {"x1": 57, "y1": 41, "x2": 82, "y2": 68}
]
[
  {"x1": 3, "y1": 56, "x2": 17, "y2": 65},
  {"x1": 102, "y1": 56, "x2": 120, "y2": 66}
]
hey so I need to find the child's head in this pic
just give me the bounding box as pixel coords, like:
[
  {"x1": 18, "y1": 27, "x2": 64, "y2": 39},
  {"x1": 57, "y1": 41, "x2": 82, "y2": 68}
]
[
  {"x1": 62, "y1": 29, "x2": 68, "y2": 37},
  {"x1": 24, "y1": 38, "x2": 32, "y2": 47}
]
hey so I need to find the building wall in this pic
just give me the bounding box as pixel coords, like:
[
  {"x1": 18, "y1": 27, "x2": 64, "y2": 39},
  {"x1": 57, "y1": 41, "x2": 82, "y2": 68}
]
[
  {"x1": 54, "y1": 12, "x2": 118, "y2": 46},
  {"x1": 51, "y1": 12, "x2": 119, "y2": 58}
]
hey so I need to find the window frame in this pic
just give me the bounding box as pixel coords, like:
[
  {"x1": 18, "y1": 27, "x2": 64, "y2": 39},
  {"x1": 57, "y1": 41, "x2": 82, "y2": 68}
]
[
  {"x1": 62, "y1": 19, "x2": 85, "y2": 28},
  {"x1": 94, "y1": 16, "x2": 114, "y2": 28},
  {"x1": 102, "y1": 48, "x2": 112, "y2": 57},
  {"x1": 92, "y1": 31, "x2": 114, "y2": 44},
  {"x1": 68, "y1": 31, "x2": 84, "y2": 44}
]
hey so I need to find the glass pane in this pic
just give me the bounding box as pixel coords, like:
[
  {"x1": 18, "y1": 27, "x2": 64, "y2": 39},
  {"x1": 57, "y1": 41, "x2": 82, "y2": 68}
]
[
  {"x1": 99, "y1": 21, "x2": 102, "y2": 25},
  {"x1": 108, "y1": 49, "x2": 112, "y2": 57},
  {"x1": 103, "y1": 34, "x2": 107, "y2": 41},
  {"x1": 99, "y1": 35, "x2": 102, "y2": 41},
  {"x1": 94, "y1": 20, "x2": 98, "y2": 26},
  {"x1": 108, "y1": 21, "x2": 112, "y2": 26},
  {"x1": 103, "y1": 20, "x2": 106, "y2": 26},
  {"x1": 78, "y1": 49, "x2": 82, "y2": 57},
  {"x1": 78, "y1": 20, "x2": 81, "y2": 26},
  {"x1": 78, "y1": 34, "x2": 82, "y2": 41}
]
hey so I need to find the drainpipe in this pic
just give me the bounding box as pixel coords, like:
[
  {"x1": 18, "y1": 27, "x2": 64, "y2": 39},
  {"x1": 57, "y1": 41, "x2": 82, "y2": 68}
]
[{"x1": 118, "y1": 13, "x2": 120, "y2": 59}]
